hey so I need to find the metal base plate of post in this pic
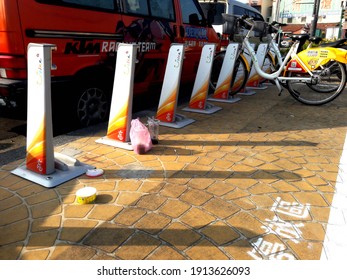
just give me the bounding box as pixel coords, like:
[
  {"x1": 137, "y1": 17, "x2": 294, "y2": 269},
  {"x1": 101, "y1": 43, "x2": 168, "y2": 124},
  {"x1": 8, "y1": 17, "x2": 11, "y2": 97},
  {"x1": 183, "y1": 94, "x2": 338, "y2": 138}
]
[
  {"x1": 246, "y1": 84, "x2": 268, "y2": 90},
  {"x1": 95, "y1": 137, "x2": 133, "y2": 150},
  {"x1": 208, "y1": 95, "x2": 241, "y2": 104},
  {"x1": 182, "y1": 103, "x2": 222, "y2": 114},
  {"x1": 159, "y1": 113, "x2": 195, "y2": 128},
  {"x1": 12, "y1": 153, "x2": 94, "y2": 188},
  {"x1": 238, "y1": 88, "x2": 257, "y2": 96}
]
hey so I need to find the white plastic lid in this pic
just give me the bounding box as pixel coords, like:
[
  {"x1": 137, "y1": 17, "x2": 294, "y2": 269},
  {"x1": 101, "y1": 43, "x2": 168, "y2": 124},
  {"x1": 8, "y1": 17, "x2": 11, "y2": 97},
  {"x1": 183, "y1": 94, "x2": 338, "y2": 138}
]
[
  {"x1": 86, "y1": 168, "x2": 104, "y2": 177},
  {"x1": 76, "y1": 186, "x2": 96, "y2": 198}
]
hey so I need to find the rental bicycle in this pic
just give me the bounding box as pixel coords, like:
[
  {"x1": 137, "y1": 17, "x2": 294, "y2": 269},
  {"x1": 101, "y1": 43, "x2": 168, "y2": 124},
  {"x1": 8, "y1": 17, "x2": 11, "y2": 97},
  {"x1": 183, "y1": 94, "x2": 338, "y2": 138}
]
[{"x1": 221, "y1": 14, "x2": 347, "y2": 105}]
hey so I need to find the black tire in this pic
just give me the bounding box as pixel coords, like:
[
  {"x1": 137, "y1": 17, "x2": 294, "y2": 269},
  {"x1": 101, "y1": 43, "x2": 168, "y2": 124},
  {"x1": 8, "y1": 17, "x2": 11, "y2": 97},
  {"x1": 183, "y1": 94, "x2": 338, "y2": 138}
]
[
  {"x1": 209, "y1": 51, "x2": 225, "y2": 94},
  {"x1": 209, "y1": 52, "x2": 248, "y2": 96},
  {"x1": 259, "y1": 53, "x2": 277, "y2": 85},
  {"x1": 286, "y1": 60, "x2": 346, "y2": 105},
  {"x1": 306, "y1": 61, "x2": 345, "y2": 93}
]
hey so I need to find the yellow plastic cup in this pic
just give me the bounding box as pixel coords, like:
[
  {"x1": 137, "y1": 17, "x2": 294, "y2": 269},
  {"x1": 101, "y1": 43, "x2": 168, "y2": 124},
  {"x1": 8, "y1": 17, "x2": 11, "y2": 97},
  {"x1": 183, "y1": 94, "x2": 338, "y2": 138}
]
[{"x1": 76, "y1": 186, "x2": 97, "y2": 204}]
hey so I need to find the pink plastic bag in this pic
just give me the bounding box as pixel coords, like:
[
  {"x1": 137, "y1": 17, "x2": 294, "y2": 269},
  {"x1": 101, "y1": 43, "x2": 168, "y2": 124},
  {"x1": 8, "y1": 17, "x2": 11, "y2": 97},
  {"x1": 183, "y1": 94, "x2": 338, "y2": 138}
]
[{"x1": 130, "y1": 118, "x2": 153, "y2": 154}]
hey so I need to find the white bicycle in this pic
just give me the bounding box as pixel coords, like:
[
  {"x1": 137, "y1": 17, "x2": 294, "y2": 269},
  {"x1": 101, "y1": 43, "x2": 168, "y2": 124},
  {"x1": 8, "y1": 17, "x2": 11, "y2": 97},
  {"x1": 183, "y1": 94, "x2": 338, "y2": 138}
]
[{"x1": 227, "y1": 14, "x2": 347, "y2": 105}]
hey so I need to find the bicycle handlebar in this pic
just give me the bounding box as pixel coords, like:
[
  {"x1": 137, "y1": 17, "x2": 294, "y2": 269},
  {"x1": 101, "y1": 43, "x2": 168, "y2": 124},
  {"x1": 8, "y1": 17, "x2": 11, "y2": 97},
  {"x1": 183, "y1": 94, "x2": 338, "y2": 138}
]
[{"x1": 270, "y1": 21, "x2": 287, "y2": 27}]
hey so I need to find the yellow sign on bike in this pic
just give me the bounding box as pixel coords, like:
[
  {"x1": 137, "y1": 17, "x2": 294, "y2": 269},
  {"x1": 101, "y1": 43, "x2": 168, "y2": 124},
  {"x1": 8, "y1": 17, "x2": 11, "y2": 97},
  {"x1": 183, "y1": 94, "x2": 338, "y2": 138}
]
[{"x1": 294, "y1": 47, "x2": 347, "y2": 71}]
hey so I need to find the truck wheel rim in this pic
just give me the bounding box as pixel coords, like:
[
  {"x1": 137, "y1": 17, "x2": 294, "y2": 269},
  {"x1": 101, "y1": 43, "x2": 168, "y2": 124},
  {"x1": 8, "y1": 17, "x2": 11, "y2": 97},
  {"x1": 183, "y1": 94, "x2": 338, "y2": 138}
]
[{"x1": 77, "y1": 88, "x2": 108, "y2": 126}]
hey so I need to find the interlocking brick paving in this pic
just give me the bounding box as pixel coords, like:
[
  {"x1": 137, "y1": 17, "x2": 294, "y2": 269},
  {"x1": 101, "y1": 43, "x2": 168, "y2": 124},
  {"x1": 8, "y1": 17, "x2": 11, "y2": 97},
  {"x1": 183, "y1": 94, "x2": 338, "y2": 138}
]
[{"x1": 1, "y1": 87, "x2": 347, "y2": 260}]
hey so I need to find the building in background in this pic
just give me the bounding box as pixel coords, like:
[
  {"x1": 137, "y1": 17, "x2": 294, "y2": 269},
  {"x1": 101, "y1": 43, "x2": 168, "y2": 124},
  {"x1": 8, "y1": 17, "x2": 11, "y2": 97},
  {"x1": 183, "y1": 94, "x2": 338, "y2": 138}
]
[
  {"x1": 247, "y1": 0, "x2": 345, "y2": 39},
  {"x1": 202, "y1": 0, "x2": 346, "y2": 39}
]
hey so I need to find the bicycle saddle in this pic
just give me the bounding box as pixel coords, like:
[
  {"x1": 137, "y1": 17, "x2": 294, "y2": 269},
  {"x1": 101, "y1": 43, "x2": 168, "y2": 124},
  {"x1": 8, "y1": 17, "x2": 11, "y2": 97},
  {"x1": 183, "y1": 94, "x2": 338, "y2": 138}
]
[
  {"x1": 290, "y1": 34, "x2": 309, "y2": 51},
  {"x1": 319, "y1": 38, "x2": 347, "y2": 48},
  {"x1": 270, "y1": 21, "x2": 287, "y2": 27}
]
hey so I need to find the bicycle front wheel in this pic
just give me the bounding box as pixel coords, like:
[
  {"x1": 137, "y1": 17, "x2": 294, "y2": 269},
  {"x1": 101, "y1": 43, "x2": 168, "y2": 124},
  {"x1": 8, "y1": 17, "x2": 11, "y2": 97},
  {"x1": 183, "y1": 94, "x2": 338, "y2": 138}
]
[
  {"x1": 210, "y1": 51, "x2": 225, "y2": 94},
  {"x1": 286, "y1": 60, "x2": 347, "y2": 105},
  {"x1": 209, "y1": 52, "x2": 248, "y2": 96},
  {"x1": 230, "y1": 55, "x2": 248, "y2": 95}
]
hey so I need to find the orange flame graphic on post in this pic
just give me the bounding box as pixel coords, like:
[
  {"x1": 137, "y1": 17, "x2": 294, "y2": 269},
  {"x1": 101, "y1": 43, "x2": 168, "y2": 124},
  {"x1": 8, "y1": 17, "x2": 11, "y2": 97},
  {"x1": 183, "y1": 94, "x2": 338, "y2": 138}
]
[
  {"x1": 246, "y1": 74, "x2": 261, "y2": 87},
  {"x1": 26, "y1": 119, "x2": 47, "y2": 174},
  {"x1": 213, "y1": 77, "x2": 231, "y2": 99},
  {"x1": 107, "y1": 103, "x2": 129, "y2": 142},
  {"x1": 231, "y1": 77, "x2": 243, "y2": 92},
  {"x1": 156, "y1": 87, "x2": 177, "y2": 123},
  {"x1": 188, "y1": 80, "x2": 209, "y2": 109}
]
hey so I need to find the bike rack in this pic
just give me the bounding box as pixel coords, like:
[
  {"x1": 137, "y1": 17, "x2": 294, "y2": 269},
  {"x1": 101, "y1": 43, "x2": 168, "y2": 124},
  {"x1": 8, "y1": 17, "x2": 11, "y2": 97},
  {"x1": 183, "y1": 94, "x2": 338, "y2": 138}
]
[
  {"x1": 156, "y1": 44, "x2": 195, "y2": 128},
  {"x1": 245, "y1": 43, "x2": 268, "y2": 90},
  {"x1": 96, "y1": 44, "x2": 138, "y2": 150},
  {"x1": 183, "y1": 43, "x2": 222, "y2": 114},
  {"x1": 12, "y1": 43, "x2": 94, "y2": 188},
  {"x1": 208, "y1": 43, "x2": 241, "y2": 103}
]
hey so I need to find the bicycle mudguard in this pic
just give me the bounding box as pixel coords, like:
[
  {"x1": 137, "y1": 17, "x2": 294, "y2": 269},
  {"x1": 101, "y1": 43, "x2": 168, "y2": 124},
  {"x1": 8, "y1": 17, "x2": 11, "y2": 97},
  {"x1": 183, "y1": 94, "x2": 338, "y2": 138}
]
[
  {"x1": 287, "y1": 47, "x2": 347, "y2": 73},
  {"x1": 239, "y1": 53, "x2": 251, "y2": 72}
]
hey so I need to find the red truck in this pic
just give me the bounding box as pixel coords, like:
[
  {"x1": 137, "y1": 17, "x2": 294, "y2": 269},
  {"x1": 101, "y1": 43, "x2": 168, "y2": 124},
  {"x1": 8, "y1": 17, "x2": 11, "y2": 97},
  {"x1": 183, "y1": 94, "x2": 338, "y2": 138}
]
[{"x1": 0, "y1": 0, "x2": 220, "y2": 126}]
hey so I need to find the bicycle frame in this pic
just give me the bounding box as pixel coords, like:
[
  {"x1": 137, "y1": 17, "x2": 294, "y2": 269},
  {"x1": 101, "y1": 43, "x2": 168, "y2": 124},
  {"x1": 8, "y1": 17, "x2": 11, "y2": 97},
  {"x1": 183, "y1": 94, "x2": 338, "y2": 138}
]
[
  {"x1": 261, "y1": 33, "x2": 283, "y2": 76},
  {"x1": 243, "y1": 39, "x2": 313, "y2": 93},
  {"x1": 243, "y1": 33, "x2": 312, "y2": 81},
  {"x1": 268, "y1": 31, "x2": 283, "y2": 66},
  {"x1": 267, "y1": 26, "x2": 347, "y2": 75}
]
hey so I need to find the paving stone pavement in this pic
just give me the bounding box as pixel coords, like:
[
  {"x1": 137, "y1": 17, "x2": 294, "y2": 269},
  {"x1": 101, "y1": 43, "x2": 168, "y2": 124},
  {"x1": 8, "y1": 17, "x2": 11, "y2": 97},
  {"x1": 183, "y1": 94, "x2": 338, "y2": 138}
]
[{"x1": 1, "y1": 85, "x2": 347, "y2": 260}]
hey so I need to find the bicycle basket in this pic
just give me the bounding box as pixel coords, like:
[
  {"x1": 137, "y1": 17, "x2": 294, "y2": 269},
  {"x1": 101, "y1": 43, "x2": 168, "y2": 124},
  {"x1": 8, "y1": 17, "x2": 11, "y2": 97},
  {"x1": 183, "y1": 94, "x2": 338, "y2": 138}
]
[
  {"x1": 253, "y1": 21, "x2": 268, "y2": 37},
  {"x1": 221, "y1": 13, "x2": 240, "y2": 36}
]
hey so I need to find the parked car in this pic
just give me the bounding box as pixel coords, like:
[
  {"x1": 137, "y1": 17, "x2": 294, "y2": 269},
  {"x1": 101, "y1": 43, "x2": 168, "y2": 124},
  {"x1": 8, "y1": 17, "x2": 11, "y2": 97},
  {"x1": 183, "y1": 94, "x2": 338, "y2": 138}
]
[
  {"x1": 0, "y1": 0, "x2": 220, "y2": 126},
  {"x1": 198, "y1": 0, "x2": 264, "y2": 40}
]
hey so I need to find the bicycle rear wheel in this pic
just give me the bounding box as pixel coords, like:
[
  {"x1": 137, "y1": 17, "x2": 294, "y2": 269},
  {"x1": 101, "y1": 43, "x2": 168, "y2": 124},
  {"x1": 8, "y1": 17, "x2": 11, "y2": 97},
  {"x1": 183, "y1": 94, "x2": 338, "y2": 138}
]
[
  {"x1": 262, "y1": 53, "x2": 278, "y2": 74},
  {"x1": 209, "y1": 52, "x2": 248, "y2": 96},
  {"x1": 260, "y1": 53, "x2": 278, "y2": 85},
  {"x1": 286, "y1": 60, "x2": 347, "y2": 105}
]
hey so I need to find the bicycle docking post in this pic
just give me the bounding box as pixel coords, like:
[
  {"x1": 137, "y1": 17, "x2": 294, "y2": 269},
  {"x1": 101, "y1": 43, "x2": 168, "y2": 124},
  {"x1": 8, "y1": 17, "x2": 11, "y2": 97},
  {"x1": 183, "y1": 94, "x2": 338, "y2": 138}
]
[
  {"x1": 237, "y1": 45, "x2": 256, "y2": 96},
  {"x1": 245, "y1": 43, "x2": 268, "y2": 90},
  {"x1": 183, "y1": 43, "x2": 222, "y2": 114},
  {"x1": 156, "y1": 44, "x2": 195, "y2": 128},
  {"x1": 208, "y1": 43, "x2": 241, "y2": 103},
  {"x1": 12, "y1": 43, "x2": 94, "y2": 188},
  {"x1": 96, "y1": 44, "x2": 137, "y2": 150}
]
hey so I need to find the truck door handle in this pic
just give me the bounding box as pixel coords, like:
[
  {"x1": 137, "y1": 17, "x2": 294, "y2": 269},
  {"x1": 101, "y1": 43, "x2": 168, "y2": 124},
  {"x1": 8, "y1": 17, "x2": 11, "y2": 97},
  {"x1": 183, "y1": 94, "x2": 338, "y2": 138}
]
[
  {"x1": 173, "y1": 25, "x2": 178, "y2": 38},
  {"x1": 180, "y1": 25, "x2": 185, "y2": 37}
]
